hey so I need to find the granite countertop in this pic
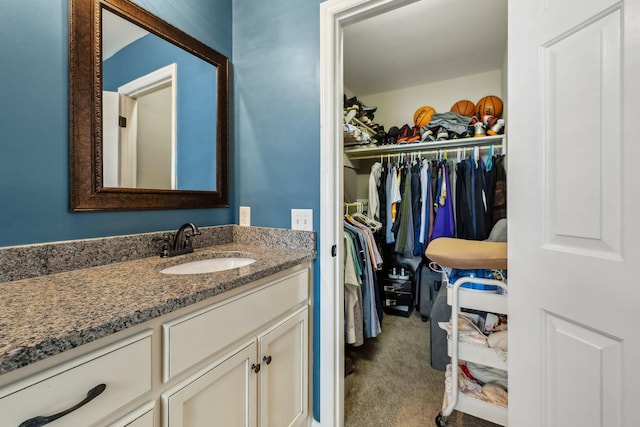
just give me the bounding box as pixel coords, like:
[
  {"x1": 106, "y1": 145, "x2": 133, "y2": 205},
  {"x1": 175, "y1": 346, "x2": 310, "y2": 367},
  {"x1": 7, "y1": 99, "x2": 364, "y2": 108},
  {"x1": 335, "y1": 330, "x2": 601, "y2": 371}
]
[{"x1": 0, "y1": 242, "x2": 315, "y2": 376}]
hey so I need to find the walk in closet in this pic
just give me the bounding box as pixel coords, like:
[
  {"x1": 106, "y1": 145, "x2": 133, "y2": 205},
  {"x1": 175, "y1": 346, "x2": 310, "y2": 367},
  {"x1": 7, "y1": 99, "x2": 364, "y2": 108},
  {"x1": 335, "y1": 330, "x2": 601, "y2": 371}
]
[{"x1": 341, "y1": 1, "x2": 508, "y2": 425}]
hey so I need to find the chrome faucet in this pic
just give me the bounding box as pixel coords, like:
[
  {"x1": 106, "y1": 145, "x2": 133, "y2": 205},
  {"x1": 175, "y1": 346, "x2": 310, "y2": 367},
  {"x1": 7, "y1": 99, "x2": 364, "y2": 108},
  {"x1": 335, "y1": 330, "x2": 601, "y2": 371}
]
[{"x1": 158, "y1": 223, "x2": 201, "y2": 257}]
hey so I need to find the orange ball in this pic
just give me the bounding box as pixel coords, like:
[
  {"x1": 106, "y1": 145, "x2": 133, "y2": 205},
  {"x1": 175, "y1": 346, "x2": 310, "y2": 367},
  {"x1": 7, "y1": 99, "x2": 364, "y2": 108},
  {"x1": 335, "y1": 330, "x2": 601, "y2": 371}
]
[
  {"x1": 475, "y1": 95, "x2": 503, "y2": 118},
  {"x1": 413, "y1": 106, "x2": 436, "y2": 127},
  {"x1": 450, "y1": 99, "x2": 476, "y2": 117}
]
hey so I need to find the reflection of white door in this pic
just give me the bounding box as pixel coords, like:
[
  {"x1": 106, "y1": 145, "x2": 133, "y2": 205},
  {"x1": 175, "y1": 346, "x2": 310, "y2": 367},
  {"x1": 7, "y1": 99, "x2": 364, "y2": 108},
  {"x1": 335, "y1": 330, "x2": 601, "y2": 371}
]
[
  {"x1": 119, "y1": 93, "x2": 136, "y2": 188},
  {"x1": 102, "y1": 91, "x2": 120, "y2": 187},
  {"x1": 117, "y1": 63, "x2": 177, "y2": 189},
  {"x1": 509, "y1": 0, "x2": 640, "y2": 426}
]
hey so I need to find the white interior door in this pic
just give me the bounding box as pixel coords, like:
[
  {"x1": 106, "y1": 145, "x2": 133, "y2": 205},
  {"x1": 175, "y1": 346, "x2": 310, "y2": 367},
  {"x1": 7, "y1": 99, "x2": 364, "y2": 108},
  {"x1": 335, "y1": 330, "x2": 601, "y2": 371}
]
[
  {"x1": 509, "y1": 0, "x2": 640, "y2": 426},
  {"x1": 102, "y1": 91, "x2": 119, "y2": 187}
]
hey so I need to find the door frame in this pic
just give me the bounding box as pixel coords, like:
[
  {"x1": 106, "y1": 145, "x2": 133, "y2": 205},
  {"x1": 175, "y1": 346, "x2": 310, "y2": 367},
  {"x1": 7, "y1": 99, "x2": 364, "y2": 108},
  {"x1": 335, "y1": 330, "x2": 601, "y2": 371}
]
[
  {"x1": 117, "y1": 63, "x2": 178, "y2": 189},
  {"x1": 318, "y1": 1, "x2": 418, "y2": 425}
]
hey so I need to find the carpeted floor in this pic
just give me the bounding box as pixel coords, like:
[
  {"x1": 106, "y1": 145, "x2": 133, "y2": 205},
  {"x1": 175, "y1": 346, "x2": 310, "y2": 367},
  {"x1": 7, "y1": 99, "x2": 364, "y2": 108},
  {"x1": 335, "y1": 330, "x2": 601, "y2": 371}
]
[{"x1": 344, "y1": 312, "x2": 501, "y2": 427}]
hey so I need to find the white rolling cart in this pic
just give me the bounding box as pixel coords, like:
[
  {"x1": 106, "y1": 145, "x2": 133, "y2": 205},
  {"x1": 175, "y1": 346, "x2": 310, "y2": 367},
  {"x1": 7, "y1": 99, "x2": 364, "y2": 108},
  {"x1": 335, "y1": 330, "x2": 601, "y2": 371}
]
[{"x1": 426, "y1": 238, "x2": 508, "y2": 426}]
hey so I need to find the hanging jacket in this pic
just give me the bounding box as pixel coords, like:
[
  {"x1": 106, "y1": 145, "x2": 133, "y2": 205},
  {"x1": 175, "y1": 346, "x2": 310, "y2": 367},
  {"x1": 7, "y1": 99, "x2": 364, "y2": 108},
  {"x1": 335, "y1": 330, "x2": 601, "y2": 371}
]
[{"x1": 431, "y1": 162, "x2": 455, "y2": 240}]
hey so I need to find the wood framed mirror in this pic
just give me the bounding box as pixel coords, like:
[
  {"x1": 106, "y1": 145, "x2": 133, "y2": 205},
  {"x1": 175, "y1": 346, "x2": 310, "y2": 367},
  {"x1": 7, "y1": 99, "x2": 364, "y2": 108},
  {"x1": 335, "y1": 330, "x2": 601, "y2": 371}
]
[{"x1": 69, "y1": 0, "x2": 229, "y2": 211}]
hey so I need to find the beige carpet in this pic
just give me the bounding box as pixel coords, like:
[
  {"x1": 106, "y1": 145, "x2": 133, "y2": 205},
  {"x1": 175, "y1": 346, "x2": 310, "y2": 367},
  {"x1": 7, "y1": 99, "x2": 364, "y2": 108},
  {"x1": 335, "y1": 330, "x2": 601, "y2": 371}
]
[{"x1": 344, "y1": 312, "x2": 500, "y2": 427}]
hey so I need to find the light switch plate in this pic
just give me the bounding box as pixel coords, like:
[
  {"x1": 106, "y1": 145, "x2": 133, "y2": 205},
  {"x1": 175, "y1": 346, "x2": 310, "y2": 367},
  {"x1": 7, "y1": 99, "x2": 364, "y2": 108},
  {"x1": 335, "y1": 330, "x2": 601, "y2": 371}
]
[
  {"x1": 239, "y1": 206, "x2": 251, "y2": 226},
  {"x1": 291, "y1": 209, "x2": 313, "y2": 231}
]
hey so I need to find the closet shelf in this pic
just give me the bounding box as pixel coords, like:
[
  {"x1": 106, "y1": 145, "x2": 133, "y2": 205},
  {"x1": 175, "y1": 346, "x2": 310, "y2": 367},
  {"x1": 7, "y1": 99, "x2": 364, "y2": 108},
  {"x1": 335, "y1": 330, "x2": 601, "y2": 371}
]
[
  {"x1": 344, "y1": 135, "x2": 505, "y2": 160},
  {"x1": 446, "y1": 286, "x2": 507, "y2": 314},
  {"x1": 454, "y1": 393, "x2": 508, "y2": 426},
  {"x1": 447, "y1": 339, "x2": 507, "y2": 371}
]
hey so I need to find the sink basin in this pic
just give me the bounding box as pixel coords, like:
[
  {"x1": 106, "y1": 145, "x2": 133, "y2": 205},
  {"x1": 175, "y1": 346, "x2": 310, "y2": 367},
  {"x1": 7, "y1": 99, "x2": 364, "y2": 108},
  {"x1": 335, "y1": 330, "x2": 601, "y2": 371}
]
[{"x1": 160, "y1": 257, "x2": 256, "y2": 275}]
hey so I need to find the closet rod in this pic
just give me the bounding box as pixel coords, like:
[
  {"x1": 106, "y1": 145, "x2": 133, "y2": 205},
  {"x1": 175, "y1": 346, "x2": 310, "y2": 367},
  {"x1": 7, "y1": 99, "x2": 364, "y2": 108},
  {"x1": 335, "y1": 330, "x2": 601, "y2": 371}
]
[
  {"x1": 346, "y1": 144, "x2": 504, "y2": 161},
  {"x1": 343, "y1": 135, "x2": 506, "y2": 160}
]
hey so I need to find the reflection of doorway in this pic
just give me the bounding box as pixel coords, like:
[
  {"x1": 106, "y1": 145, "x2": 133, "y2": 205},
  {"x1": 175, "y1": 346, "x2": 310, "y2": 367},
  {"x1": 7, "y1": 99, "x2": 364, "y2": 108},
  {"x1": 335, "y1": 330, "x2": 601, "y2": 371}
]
[{"x1": 102, "y1": 63, "x2": 177, "y2": 189}]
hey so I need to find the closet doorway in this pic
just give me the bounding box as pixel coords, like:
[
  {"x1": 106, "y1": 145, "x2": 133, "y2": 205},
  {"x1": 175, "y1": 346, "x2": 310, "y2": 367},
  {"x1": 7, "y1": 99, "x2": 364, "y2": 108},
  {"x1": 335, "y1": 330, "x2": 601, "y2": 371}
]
[
  {"x1": 320, "y1": 0, "x2": 507, "y2": 425},
  {"x1": 321, "y1": 0, "x2": 640, "y2": 426},
  {"x1": 342, "y1": 1, "x2": 507, "y2": 426}
]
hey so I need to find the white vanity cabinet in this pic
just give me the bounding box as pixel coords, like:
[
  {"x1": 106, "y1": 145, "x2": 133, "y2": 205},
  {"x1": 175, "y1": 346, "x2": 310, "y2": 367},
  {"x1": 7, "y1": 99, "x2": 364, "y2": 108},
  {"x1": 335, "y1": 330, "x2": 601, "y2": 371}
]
[
  {"x1": 162, "y1": 268, "x2": 310, "y2": 427},
  {"x1": 163, "y1": 308, "x2": 308, "y2": 427},
  {"x1": 0, "y1": 331, "x2": 153, "y2": 427},
  {"x1": 109, "y1": 401, "x2": 156, "y2": 427},
  {"x1": 0, "y1": 264, "x2": 312, "y2": 427},
  {"x1": 162, "y1": 340, "x2": 259, "y2": 426},
  {"x1": 258, "y1": 308, "x2": 308, "y2": 427}
]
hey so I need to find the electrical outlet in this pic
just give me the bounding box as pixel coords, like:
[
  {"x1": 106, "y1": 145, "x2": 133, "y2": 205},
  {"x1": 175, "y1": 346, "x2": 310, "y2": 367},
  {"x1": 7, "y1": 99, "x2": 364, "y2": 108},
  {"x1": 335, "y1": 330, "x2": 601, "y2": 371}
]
[
  {"x1": 239, "y1": 206, "x2": 251, "y2": 226},
  {"x1": 291, "y1": 209, "x2": 313, "y2": 231}
]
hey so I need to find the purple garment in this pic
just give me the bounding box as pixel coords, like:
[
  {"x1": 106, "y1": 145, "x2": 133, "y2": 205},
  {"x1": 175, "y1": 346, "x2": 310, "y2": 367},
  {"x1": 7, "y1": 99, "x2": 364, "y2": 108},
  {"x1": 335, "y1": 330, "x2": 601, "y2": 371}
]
[{"x1": 431, "y1": 162, "x2": 455, "y2": 240}]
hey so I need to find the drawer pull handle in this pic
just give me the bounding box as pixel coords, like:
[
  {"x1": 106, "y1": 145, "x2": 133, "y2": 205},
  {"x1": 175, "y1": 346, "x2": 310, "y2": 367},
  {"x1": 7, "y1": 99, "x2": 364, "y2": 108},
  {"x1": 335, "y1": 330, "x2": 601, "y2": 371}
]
[
  {"x1": 18, "y1": 383, "x2": 107, "y2": 427},
  {"x1": 263, "y1": 355, "x2": 272, "y2": 365},
  {"x1": 251, "y1": 363, "x2": 261, "y2": 373}
]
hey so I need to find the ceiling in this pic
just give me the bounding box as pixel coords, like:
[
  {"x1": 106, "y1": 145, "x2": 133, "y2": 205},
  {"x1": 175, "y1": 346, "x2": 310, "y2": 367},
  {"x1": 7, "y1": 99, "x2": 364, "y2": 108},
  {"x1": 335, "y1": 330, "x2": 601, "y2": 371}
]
[
  {"x1": 343, "y1": 0, "x2": 507, "y2": 96},
  {"x1": 102, "y1": 9, "x2": 149, "y2": 60}
]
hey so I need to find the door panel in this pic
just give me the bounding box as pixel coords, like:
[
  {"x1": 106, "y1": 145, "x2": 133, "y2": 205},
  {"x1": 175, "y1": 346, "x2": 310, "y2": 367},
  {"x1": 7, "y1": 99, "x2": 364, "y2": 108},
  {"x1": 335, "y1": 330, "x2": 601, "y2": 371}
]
[
  {"x1": 542, "y1": 9, "x2": 622, "y2": 256},
  {"x1": 509, "y1": 0, "x2": 640, "y2": 425},
  {"x1": 162, "y1": 341, "x2": 257, "y2": 427},
  {"x1": 543, "y1": 313, "x2": 622, "y2": 427},
  {"x1": 259, "y1": 309, "x2": 308, "y2": 427}
]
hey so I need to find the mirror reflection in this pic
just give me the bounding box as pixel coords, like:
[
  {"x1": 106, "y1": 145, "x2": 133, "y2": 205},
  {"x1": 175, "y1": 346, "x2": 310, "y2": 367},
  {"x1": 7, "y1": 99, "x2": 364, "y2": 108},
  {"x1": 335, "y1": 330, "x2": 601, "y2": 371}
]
[{"x1": 101, "y1": 9, "x2": 218, "y2": 191}]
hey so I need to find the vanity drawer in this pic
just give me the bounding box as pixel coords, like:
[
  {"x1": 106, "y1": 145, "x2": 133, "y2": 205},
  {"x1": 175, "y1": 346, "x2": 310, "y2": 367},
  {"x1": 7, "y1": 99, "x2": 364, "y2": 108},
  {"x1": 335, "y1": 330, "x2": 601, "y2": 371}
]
[
  {"x1": 163, "y1": 269, "x2": 308, "y2": 381},
  {"x1": 0, "y1": 331, "x2": 152, "y2": 427}
]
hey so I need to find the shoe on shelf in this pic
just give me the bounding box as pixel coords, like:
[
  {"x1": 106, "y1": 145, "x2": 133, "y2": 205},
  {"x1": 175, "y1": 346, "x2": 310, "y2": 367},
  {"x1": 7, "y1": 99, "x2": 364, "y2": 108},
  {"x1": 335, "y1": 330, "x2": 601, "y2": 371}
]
[
  {"x1": 420, "y1": 126, "x2": 435, "y2": 142},
  {"x1": 344, "y1": 95, "x2": 377, "y2": 116},
  {"x1": 344, "y1": 95, "x2": 358, "y2": 108},
  {"x1": 436, "y1": 127, "x2": 449, "y2": 141},
  {"x1": 474, "y1": 121, "x2": 487, "y2": 137},
  {"x1": 373, "y1": 131, "x2": 387, "y2": 145},
  {"x1": 396, "y1": 124, "x2": 411, "y2": 144},
  {"x1": 487, "y1": 118, "x2": 505, "y2": 135},
  {"x1": 387, "y1": 126, "x2": 399, "y2": 144},
  {"x1": 407, "y1": 126, "x2": 421, "y2": 143},
  {"x1": 482, "y1": 115, "x2": 498, "y2": 129},
  {"x1": 359, "y1": 101, "x2": 377, "y2": 115},
  {"x1": 459, "y1": 127, "x2": 474, "y2": 138},
  {"x1": 360, "y1": 115, "x2": 374, "y2": 126},
  {"x1": 344, "y1": 107, "x2": 357, "y2": 124}
]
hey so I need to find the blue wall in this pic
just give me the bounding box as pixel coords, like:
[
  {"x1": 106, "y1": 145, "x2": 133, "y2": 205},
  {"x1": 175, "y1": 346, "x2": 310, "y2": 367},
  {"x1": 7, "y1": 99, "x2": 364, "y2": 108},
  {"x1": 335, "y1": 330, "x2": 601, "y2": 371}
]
[
  {"x1": 0, "y1": 0, "x2": 233, "y2": 247},
  {"x1": 1, "y1": 0, "x2": 323, "y2": 420},
  {"x1": 103, "y1": 34, "x2": 218, "y2": 190},
  {"x1": 232, "y1": 0, "x2": 322, "y2": 419}
]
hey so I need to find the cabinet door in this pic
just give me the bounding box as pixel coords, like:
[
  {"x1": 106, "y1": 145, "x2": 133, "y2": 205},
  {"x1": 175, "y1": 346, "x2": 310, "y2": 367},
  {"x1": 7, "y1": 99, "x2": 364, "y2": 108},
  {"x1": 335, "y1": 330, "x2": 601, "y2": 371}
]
[
  {"x1": 162, "y1": 340, "x2": 257, "y2": 427},
  {"x1": 258, "y1": 308, "x2": 309, "y2": 427},
  {"x1": 108, "y1": 401, "x2": 155, "y2": 427}
]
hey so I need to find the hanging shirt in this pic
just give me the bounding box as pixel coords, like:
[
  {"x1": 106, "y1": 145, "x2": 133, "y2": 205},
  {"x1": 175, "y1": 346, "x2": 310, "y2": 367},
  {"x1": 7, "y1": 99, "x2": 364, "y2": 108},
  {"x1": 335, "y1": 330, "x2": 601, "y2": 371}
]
[
  {"x1": 419, "y1": 159, "x2": 430, "y2": 245},
  {"x1": 344, "y1": 221, "x2": 382, "y2": 338},
  {"x1": 385, "y1": 164, "x2": 402, "y2": 244},
  {"x1": 395, "y1": 165, "x2": 414, "y2": 256},
  {"x1": 344, "y1": 234, "x2": 364, "y2": 346},
  {"x1": 368, "y1": 162, "x2": 382, "y2": 220},
  {"x1": 431, "y1": 162, "x2": 455, "y2": 240}
]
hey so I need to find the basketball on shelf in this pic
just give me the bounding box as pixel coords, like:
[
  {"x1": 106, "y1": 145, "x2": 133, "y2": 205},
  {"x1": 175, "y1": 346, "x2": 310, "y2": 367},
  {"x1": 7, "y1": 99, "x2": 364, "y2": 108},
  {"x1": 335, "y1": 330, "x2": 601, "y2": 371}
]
[
  {"x1": 450, "y1": 99, "x2": 476, "y2": 117},
  {"x1": 475, "y1": 95, "x2": 503, "y2": 118},
  {"x1": 413, "y1": 105, "x2": 436, "y2": 127}
]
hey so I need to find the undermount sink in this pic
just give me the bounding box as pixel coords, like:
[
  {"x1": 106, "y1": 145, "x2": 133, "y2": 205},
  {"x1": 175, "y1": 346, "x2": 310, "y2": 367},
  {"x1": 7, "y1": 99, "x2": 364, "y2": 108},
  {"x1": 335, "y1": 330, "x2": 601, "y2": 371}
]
[{"x1": 160, "y1": 257, "x2": 256, "y2": 275}]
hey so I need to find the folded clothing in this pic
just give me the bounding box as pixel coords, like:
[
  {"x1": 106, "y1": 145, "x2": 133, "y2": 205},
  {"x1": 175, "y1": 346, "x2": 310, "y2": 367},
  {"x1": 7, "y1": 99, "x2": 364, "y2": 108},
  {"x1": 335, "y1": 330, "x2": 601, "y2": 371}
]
[
  {"x1": 488, "y1": 330, "x2": 508, "y2": 351},
  {"x1": 438, "y1": 315, "x2": 488, "y2": 347},
  {"x1": 466, "y1": 361, "x2": 508, "y2": 390},
  {"x1": 445, "y1": 364, "x2": 508, "y2": 408}
]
